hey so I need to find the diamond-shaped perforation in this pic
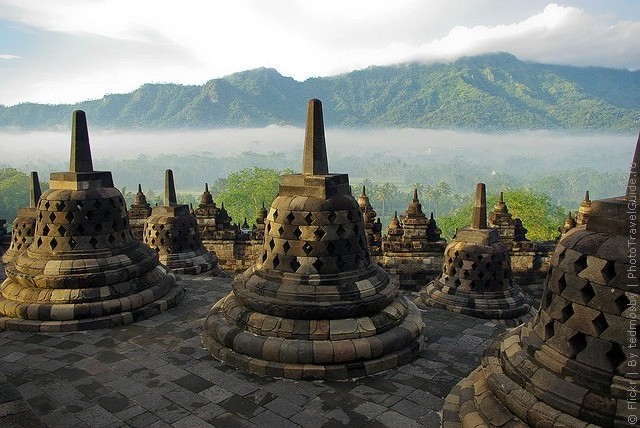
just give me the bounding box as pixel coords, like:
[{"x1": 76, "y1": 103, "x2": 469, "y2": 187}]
[
  {"x1": 266, "y1": 223, "x2": 271, "y2": 233},
  {"x1": 55, "y1": 201, "x2": 66, "y2": 211},
  {"x1": 336, "y1": 224, "x2": 345, "y2": 237},
  {"x1": 557, "y1": 274, "x2": 567, "y2": 294},
  {"x1": 272, "y1": 254, "x2": 280, "y2": 269},
  {"x1": 304, "y1": 212, "x2": 313, "y2": 225},
  {"x1": 293, "y1": 227, "x2": 302, "y2": 239},
  {"x1": 44, "y1": 201, "x2": 51, "y2": 210},
  {"x1": 48, "y1": 212, "x2": 56, "y2": 222},
  {"x1": 314, "y1": 227, "x2": 325, "y2": 240},
  {"x1": 282, "y1": 241, "x2": 290, "y2": 253},
  {"x1": 574, "y1": 254, "x2": 588, "y2": 273},
  {"x1": 615, "y1": 293, "x2": 630, "y2": 315},
  {"x1": 49, "y1": 237, "x2": 58, "y2": 250},
  {"x1": 57, "y1": 225, "x2": 66, "y2": 236},
  {"x1": 108, "y1": 234, "x2": 116, "y2": 244},
  {"x1": 345, "y1": 240, "x2": 352, "y2": 251},
  {"x1": 601, "y1": 261, "x2": 616, "y2": 282},
  {"x1": 69, "y1": 237, "x2": 77, "y2": 250},
  {"x1": 36, "y1": 237, "x2": 43, "y2": 248},
  {"x1": 592, "y1": 313, "x2": 609, "y2": 336},
  {"x1": 277, "y1": 225, "x2": 285, "y2": 236},
  {"x1": 542, "y1": 289, "x2": 553, "y2": 310},
  {"x1": 560, "y1": 302, "x2": 574, "y2": 322},
  {"x1": 290, "y1": 257, "x2": 300, "y2": 272},
  {"x1": 326, "y1": 241, "x2": 335, "y2": 255},
  {"x1": 286, "y1": 211, "x2": 295, "y2": 224},
  {"x1": 42, "y1": 224, "x2": 50, "y2": 236},
  {"x1": 272, "y1": 210, "x2": 279, "y2": 221},
  {"x1": 328, "y1": 211, "x2": 337, "y2": 223},
  {"x1": 75, "y1": 201, "x2": 83, "y2": 210},
  {"x1": 89, "y1": 237, "x2": 98, "y2": 248},
  {"x1": 580, "y1": 282, "x2": 595, "y2": 304},
  {"x1": 262, "y1": 251, "x2": 267, "y2": 263},
  {"x1": 347, "y1": 210, "x2": 353, "y2": 221},
  {"x1": 302, "y1": 242, "x2": 313, "y2": 256},
  {"x1": 336, "y1": 256, "x2": 345, "y2": 270},
  {"x1": 544, "y1": 320, "x2": 555, "y2": 340},
  {"x1": 313, "y1": 258, "x2": 324, "y2": 272},
  {"x1": 606, "y1": 343, "x2": 626, "y2": 368},
  {"x1": 65, "y1": 211, "x2": 74, "y2": 222},
  {"x1": 567, "y1": 332, "x2": 587, "y2": 356}
]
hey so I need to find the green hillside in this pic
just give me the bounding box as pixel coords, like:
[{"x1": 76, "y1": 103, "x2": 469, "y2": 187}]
[{"x1": 1, "y1": 53, "x2": 638, "y2": 131}]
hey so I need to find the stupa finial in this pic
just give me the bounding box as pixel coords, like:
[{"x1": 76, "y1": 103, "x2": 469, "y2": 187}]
[
  {"x1": 205, "y1": 183, "x2": 209, "y2": 193},
  {"x1": 70, "y1": 110, "x2": 93, "y2": 173},
  {"x1": 362, "y1": 185, "x2": 366, "y2": 196},
  {"x1": 471, "y1": 183, "x2": 487, "y2": 229},
  {"x1": 29, "y1": 171, "x2": 41, "y2": 208},
  {"x1": 584, "y1": 190, "x2": 590, "y2": 202},
  {"x1": 499, "y1": 192, "x2": 504, "y2": 203},
  {"x1": 137, "y1": 183, "x2": 142, "y2": 193},
  {"x1": 164, "y1": 169, "x2": 177, "y2": 207},
  {"x1": 413, "y1": 188, "x2": 419, "y2": 203},
  {"x1": 302, "y1": 99, "x2": 329, "y2": 175}
]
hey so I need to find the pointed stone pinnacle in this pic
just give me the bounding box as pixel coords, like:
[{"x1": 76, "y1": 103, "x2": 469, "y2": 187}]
[
  {"x1": 362, "y1": 185, "x2": 366, "y2": 196},
  {"x1": 413, "y1": 189, "x2": 419, "y2": 203},
  {"x1": 29, "y1": 171, "x2": 41, "y2": 208},
  {"x1": 430, "y1": 212, "x2": 434, "y2": 220},
  {"x1": 626, "y1": 133, "x2": 639, "y2": 202},
  {"x1": 499, "y1": 192, "x2": 504, "y2": 203},
  {"x1": 584, "y1": 190, "x2": 590, "y2": 202},
  {"x1": 302, "y1": 99, "x2": 329, "y2": 175},
  {"x1": 164, "y1": 169, "x2": 177, "y2": 207},
  {"x1": 137, "y1": 183, "x2": 143, "y2": 193},
  {"x1": 471, "y1": 183, "x2": 488, "y2": 229},
  {"x1": 70, "y1": 110, "x2": 94, "y2": 173},
  {"x1": 205, "y1": 183, "x2": 209, "y2": 192}
]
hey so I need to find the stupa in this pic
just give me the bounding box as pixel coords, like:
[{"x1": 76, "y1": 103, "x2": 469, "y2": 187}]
[
  {"x1": 488, "y1": 191, "x2": 530, "y2": 248},
  {"x1": 0, "y1": 111, "x2": 184, "y2": 331},
  {"x1": 144, "y1": 170, "x2": 220, "y2": 275},
  {"x1": 127, "y1": 184, "x2": 152, "y2": 240},
  {"x1": 559, "y1": 211, "x2": 577, "y2": 235},
  {"x1": 357, "y1": 186, "x2": 382, "y2": 254},
  {"x1": 443, "y1": 135, "x2": 640, "y2": 427},
  {"x1": 2, "y1": 172, "x2": 41, "y2": 264},
  {"x1": 576, "y1": 190, "x2": 591, "y2": 226},
  {"x1": 202, "y1": 99, "x2": 425, "y2": 380},
  {"x1": 418, "y1": 183, "x2": 535, "y2": 325}
]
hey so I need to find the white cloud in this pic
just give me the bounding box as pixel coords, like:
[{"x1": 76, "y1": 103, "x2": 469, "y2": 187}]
[
  {"x1": 0, "y1": 1, "x2": 638, "y2": 105},
  {"x1": 0, "y1": 54, "x2": 19, "y2": 60}
]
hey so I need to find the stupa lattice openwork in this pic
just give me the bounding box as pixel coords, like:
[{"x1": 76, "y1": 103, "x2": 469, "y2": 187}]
[
  {"x1": 202, "y1": 99, "x2": 425, "y2": 380},
  {"x1": 418, "y1": 183, "x2": 536, "y2": 325},
  {"x1": 0, "y1": 111, "x2": 184, "y2": 331},
  {"x1": 2, "y1": 172, "x2": 41, "y2": 264},
  {"x1": 443, "y1": 135, "x2": 639, "y2": 427}
]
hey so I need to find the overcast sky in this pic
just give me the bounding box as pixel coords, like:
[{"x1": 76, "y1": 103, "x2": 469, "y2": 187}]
[{"x1": 0, "y1": 1, "x2": 639, "y2": 106}]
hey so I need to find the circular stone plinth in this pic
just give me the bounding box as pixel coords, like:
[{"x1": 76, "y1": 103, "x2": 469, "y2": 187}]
[{"x1": 202, "y1": 293, "x2": 425, "y2": 380}]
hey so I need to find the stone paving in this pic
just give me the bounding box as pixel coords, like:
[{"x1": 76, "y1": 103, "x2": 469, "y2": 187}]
[{"x1": 0, "y1": 272, "x2": 542, "y2": 427}]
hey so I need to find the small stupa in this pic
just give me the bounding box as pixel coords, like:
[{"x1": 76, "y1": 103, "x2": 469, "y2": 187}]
[
  {"x1": 0, "y1": 111, "x2": 184, "y2": 331},
  {"x1": 2, "y1": 172, "x2": 41, "y2": 264},
  {"x1": 576, "y1": 190, "x2": 591, "y2": 226},
  {"x1": 418, "y1": 183, "x2": 535, "y2": 325},
  {"x1": 144, "y1": 170, "x2": 220, "y2": 275},
  {"x1": 127, "y1": 184, "x2": 152, "y2": 240},
  {"x1": 488, "y1": 191, "x2": 529, "y2": 247},
  {"x1": 559, "y1": 210, "x2": 577, "y2": 235},
  {"x1": 443, "y1": 134, "x2": 640, "y2": 427},
  {"x1": 202, "y1": 99, "x2": 425, "y2": 380},
  {"x1": 357, "y1": 186, "x2": 382, "y2": 253}
]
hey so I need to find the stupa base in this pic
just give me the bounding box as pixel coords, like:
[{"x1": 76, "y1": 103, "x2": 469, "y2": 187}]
[
  {"x1": 202, "y1": 293, "x2": 425, "y2": 380},
  {"x1": 0, "y1": 273, "x2": 185, "y2": 332},
  {"x1": 162, "y1": 251, "x2": 220, "y2": 275}
]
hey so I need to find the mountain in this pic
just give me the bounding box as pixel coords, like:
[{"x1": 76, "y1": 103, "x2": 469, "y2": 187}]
[{"x1": 1, "y1": 53, "x2": 639, "y2": 131}]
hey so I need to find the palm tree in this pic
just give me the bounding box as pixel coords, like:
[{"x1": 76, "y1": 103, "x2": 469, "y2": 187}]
[
  {"x1": 434, "y1": 180, "x2": 452, "y2": 218},
  {"x1": 374, "y1": 182, "x2": 398, "y2": 217}
]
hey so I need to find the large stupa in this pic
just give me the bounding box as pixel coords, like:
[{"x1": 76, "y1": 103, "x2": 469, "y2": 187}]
[
  {"x1": 2, "y1": 172, "x2": 41, "y2": 264},
  {"x1": 0, "y1": 111, "x2": 184, "y2": 331},
  {"x1": 202, "y1": 99, "x2": 425, "y2": 380}
]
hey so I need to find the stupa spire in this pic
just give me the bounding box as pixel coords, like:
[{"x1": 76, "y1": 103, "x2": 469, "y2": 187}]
[
  {"x1": 29, "y1": 171, "x2": 41, "y2": 208},
  {"x1": 302, "y1": 99, "x2": 329, "y2": 175},
  {"x1": 164, "y1": 169, "x2": 177, "y2": 207},
  {"x1": 471, "y1": 183, "x2": 487, "y2": 229},
  {"x1": 70, "y1": 110, "x2": 93, "y2": 173},
  {"x1": 583, "y1": 190, "x2": 590, "y2": 202},
  {"x1": 413, "y1": 188, "x2": 419, "y2": 203},
  {"x1": 137, "y1": 183, "x2": 142, "y2": 193}
]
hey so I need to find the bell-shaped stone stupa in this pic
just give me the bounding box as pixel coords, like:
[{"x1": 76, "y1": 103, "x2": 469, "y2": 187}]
[
  {"x1": 144, "y1": 170, "x2": 220, "y2": 275},
  {"x1": 2, "y1": 172, "x2": 41, "y2": 264},
  {"x1": 418, "y1": 183, "x2": 535, "y2": 325},
  {"x1": 443, "y1": 135, "x2": 639, "y2": 427},
  {"x1": 202, "y1": 99, "x2": 425, "y2": 380},
  {"x1": 0, "y1": 111, "x2": 184, "y2": 331}
]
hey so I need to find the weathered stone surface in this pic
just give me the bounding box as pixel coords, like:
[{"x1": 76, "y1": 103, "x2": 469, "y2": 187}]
[
  {"x1": 0, "y1": 110, "x2": 184, "y2": 331},
  {"x1": 202, "y1": 99, "x2": 425, "y2": 380}
]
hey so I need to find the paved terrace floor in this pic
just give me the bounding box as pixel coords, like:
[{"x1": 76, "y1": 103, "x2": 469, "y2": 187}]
[{"x1": 0, "y1": 272, "x2": 543, "y2": 428}]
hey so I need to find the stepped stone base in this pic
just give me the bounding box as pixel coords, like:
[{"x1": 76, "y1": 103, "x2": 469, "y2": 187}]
[{"x1": 202, "y1": 293, "x2": 425, "y2": 380}]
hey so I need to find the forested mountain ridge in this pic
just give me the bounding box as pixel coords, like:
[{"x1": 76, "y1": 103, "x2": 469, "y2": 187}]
[{"x1": 1, "y1": 53, "x2": 638, "y2": 131}]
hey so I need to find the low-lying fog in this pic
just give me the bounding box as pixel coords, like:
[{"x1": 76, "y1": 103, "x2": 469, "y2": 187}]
[{"x1": 2, "y1": 127, "x2": 635, "y2": 205}]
